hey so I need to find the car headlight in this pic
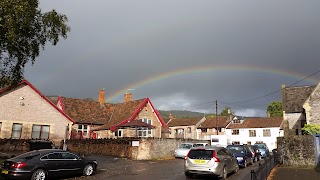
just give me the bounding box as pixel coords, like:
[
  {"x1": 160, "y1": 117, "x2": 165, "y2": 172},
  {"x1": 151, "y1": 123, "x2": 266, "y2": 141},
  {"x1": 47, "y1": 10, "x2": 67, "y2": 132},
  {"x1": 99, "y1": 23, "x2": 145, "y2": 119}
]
[{"x1": 236, "y1": 157, "x2": 243, "y2": 160}]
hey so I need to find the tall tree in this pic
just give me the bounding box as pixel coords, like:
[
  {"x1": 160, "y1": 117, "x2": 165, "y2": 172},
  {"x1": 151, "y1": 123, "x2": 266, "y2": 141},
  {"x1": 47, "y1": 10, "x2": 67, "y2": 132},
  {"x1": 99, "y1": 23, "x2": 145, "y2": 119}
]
[
  {"x1": 0, "y1": 0, "x2": 70, "y2": 87},
  {"x1": 267, "y1": 101, "x2": 283, "y2": 117},
  {"x1": 219, "y1": 106, "x2": 233, "y2": 116}
]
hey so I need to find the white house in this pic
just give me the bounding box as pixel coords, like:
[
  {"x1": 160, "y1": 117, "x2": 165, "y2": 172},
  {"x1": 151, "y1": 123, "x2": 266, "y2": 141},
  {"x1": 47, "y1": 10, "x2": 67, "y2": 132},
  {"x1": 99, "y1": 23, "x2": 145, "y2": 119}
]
[{"x1": 225, "y1": 117, "x2": 284, "y2": 150}]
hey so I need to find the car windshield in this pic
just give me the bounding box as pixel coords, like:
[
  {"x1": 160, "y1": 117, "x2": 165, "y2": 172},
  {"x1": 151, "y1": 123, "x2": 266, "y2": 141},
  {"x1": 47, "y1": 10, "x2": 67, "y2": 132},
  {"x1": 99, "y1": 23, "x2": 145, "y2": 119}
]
[
  {"x1": 227, "y1": 146, "x2": 244, "y2": 154},
  {"x1": 193, "y1": 143, "x2": 206, "y2": 147},
  {"x1": 179, "y1": 144, "x2": 193, "y2": 149},
  {"x1": 255, "y1": 144, "x2": 266, "y2": 149},
  {"x1": 188, "y1": 150, "x2": 213, "y2": 160}
]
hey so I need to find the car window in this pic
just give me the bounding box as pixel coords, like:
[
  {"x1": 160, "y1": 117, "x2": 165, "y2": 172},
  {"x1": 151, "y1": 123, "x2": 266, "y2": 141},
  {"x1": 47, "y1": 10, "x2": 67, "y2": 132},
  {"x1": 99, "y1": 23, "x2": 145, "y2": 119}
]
[
  {"x1": 61, "y1": 153, "x2": 79, "y2": 160},
  {"x1": 227, "y1": 146, "x2": 244, "y2": 154},
  {"x1": 47, "y1": 153, "x2": 62, "y2": 160},
  {"x1": 188, "y1": 150, "x2": 213, "y2": 160},
  {"x1": 217, "y1": 149, "x2": 228, "y2": 155},
  {"x1": 179, "y1": 144, "x2": 193, "y2": 149}
]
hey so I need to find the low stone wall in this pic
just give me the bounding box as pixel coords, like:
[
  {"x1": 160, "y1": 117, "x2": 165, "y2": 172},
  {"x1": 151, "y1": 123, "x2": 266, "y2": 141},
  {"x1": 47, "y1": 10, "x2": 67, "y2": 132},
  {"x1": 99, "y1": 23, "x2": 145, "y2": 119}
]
[
  {"x1": 0, "y1": 139, "x2": 30, "y2": 152},
  {"x1": 65, "y1": 138, "x2": 210, "y2": 160},
  {"x1": 277, "y1": 135, "x2": 315, "y2": 167},
  {"x1": 65, "y1": 138, "x2": 133, "y2": 158},
  {"x1": 137, "y1": 138, "x2": 210, "y2": 160}
]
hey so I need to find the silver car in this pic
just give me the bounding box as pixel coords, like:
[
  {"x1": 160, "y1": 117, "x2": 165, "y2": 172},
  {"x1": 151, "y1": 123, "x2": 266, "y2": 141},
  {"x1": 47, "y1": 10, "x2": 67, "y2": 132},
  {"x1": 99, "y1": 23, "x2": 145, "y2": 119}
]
[
  {"x1": 184, "y1": 146, "x2": 239, "y2": 179},
  {"x1": 174, "y1": 143, "x2": 194, "y2": 158}
]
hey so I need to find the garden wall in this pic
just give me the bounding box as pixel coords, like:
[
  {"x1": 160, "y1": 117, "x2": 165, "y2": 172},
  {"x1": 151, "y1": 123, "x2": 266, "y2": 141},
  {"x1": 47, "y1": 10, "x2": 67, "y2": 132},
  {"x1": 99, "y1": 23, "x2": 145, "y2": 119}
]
[{"x1": 277, "y1": 135, "x2": 316, "y2": 167}]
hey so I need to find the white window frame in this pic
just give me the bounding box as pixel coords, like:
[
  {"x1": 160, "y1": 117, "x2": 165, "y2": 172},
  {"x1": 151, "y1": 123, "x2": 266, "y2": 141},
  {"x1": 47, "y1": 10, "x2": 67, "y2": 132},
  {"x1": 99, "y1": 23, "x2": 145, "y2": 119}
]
[
  {"x1": 249, "y1": 130, "x2": 256, "y2": 137},
  {"x1": 138, "y1": 119, "x2": 152, "y2": 137},
  {"x1": 115, "y1": 129, "x2": 123, "y2": 137},
  {"x1": 32, "y1": 124, "x2": 50, "y2": 139},
  {"x1": 78, "y1": 124, "x2": 88, "y2": 136},
  {"x1": 263, "y1": 129, "x2": 271, "y2": 137},
  {"x1": 11, "y1": 123, "x2": 22, "y2": 139}
]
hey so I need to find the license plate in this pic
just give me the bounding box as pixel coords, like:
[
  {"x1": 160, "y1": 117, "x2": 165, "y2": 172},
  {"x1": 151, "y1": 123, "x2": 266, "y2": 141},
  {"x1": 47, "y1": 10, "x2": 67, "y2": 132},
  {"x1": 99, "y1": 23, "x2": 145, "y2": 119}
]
[
  {"x1": 193, "y1": 160, "x2": 206, "y2": 164},
  {"x1": 1, "y1": 169, "x2": 8, "y2": 174}
]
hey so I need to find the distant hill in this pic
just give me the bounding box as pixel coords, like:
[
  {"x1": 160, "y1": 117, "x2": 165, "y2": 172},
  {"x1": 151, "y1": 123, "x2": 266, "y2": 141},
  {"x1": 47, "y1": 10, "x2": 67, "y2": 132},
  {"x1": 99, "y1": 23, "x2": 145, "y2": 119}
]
[{"x1": 159, "y1": 110, "x2": 204, "y2": 118}]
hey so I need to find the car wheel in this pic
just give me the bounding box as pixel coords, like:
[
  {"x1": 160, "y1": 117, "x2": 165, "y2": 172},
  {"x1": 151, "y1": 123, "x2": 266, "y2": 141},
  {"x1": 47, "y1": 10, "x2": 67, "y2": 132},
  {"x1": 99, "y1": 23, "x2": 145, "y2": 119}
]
[
  {"x1": 31, "y1": 169, "x2": 46, "y2": 180},
  {"x1": 185, "y1": 172, "x2": 193, "y2": 179},
  {"x1": 234, "y1": 165, "x2": 239, "y2": 174},
  {"x1": 83, "y1": 164, "x2": 94, "y2": 176},
  {"x1": 220, "y1": 166, "x2": 227, "y2": 179},
  {"x1": 243, "y1": 160, "x2": 247, "y2": 168}
]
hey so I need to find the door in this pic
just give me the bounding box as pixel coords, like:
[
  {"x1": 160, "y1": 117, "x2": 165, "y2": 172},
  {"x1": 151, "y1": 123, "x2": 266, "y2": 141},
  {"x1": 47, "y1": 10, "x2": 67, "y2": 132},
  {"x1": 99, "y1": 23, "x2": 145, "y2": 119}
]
[
  {"x1": 42, "y1": 152, "x2": 64, "y2": 177},
  {"x1": 60, "y1": 152, "x2": 83, "y2": 174}
]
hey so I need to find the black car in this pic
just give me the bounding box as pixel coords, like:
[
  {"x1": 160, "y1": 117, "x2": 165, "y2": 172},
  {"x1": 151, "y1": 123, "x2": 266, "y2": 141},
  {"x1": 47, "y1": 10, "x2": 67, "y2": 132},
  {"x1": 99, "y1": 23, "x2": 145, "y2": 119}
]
[{"x1": 0, "y1": 149, "x2": 97, "y2": 180}]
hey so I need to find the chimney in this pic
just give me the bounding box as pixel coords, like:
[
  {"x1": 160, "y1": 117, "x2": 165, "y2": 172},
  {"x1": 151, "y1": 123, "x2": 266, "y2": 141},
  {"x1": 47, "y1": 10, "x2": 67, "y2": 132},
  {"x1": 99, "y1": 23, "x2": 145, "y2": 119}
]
[
  {"x1": 169, "y1": 113, "x2": 173, "y2": 119},
  {"x1": 98, "y1": 89, "x2": 105, "y2": 104},
  {"x1": 281, "y1": 84, "x2": 286, "y2": 112},
  {"x1": 124, "y1": 91, "x2": 132, "y2": 102}
]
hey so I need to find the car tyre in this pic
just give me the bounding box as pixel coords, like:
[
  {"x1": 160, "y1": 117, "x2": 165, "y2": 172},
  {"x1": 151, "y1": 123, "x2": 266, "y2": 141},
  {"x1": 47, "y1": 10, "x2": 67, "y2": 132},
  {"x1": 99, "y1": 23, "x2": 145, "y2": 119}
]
[
  {"x1": 220, "y1": 166, "x2": 227, "y2": 179},
  {"x1": 185, "y1": 172, "x2": 193, "y2": 179},
  {"x1": 243, "y1": 159, "x2": 247, "y2": 168},
  {"x1": 83, "y1": 164, "x2": 94, "y2": 176},
  {"x1": 234, "y1": 165, "x2": 239, "y2": 174},
  {"x1": 31, "y1": 169, "x2": 46, "y2": 180}
]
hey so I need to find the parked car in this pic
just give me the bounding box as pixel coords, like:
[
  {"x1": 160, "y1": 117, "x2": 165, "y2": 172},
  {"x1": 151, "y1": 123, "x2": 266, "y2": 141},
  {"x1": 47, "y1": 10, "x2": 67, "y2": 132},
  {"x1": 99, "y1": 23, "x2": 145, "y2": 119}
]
[
  {"x1": 174, "y1": 143, "x2": 195, "y2": 158},
  {"x1": 226, "y1": 145, "x2": 253, "y2": 168},
  {"x1": 193, "y1": 143, "x2": 210, "y2": 147},
  {"x1": 254, "y1": 143, "x2": 270, "y2": 158},
  {"x1": 1, "y1": 149, "x2": 97, "y2": 180},
  {"x1": 184, "y1": 146, "x2": 239, "y2": 179},
  {"x1": 248, "y1": 145, "x2": 261, "y2": 162}
]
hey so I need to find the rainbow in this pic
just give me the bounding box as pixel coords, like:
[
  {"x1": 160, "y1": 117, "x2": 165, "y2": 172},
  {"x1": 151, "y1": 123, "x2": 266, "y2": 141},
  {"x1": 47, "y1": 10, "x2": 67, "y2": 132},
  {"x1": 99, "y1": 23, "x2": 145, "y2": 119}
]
[{"x1": 104, "y1": 65, "x2": 320, "y2": 102}]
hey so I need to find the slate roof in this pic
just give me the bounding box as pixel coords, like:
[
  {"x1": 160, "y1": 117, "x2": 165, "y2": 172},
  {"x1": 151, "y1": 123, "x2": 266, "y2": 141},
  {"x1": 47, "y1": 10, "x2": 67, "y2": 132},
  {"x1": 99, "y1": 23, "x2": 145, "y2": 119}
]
[
  {"x1": 166, "y1": 117, "x2": 203, "y2": 127},
  {"x1": 226, "y1": 117, "x2": 283, "y2": 129},
  {"x1": 282, "y1": 85, "x2": 316, "y2": 113},
  {"x1": 198, "y1": 116, "x2": 231, "y2": 128}
]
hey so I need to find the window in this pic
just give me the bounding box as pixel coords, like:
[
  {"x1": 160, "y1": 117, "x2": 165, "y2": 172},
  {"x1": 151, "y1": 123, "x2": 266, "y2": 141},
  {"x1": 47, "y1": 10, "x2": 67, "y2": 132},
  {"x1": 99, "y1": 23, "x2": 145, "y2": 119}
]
[
  {"x1": 78, "y1": 124, "x2": 88, "y2": 136},
  {"x1": 263, "y1": 129, "x2": 271, "y2": 137},
  {"x1": 115, "y1": 129, "x2": 123, "y2": 137},
  {"x1": 187, "y1": 127, "x2": 191, "y2": 133},
  {"x1": 0, "y1": 122, "x2": 2, "y2": 133},
  {"x1": 11, "y1": 123, "x2": 22, "y2": 139},
  {"x1": 232, "y1": 129, "x2": 239, "y2": 135},
  {"x1": 247, "y1": 141, "x2": 251, "y2": 145},
  {"x1": 233, "y1": 119, "x2": 241, "y2": 123},
  {"x1": 32, "y1": 125, "x2": 50, "y2": 139},
  {"x1": 61, "y1": 153, "x2": 79, "y2": 160},
  {"x1": 249, "y1": 130, "x2": 256, "y2": 137},
  {"x1": 138, "y1": 119, "x2": 152, "y2": 137},
  {"x1": 201, "y1": 128, "x2": 207, "y2": 132},
  {"x1": 47, "y1": 153, "x2": 62, "y2": 160},
  {"x1": 232, "y1": 141, "x2": 240, "y2": 145}
]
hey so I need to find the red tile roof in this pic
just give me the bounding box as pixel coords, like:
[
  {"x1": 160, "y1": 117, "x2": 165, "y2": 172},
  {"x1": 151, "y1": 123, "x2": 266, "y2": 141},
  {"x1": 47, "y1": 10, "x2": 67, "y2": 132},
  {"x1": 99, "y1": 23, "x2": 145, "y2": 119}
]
[
  {"x1": 167, "y1": 117, "x2": 203, "y2": 127},
  {"x1": 226, "y1": 117, "x2": 283, "y2": 129},
  {"x1": 199, "y1": 116, "x2": 231, "y2": 128}
]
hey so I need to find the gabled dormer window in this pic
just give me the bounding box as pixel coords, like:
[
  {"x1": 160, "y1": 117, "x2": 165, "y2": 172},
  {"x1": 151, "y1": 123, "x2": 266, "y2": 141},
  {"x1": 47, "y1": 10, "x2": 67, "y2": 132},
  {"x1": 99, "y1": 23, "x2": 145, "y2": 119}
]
[{"x1": 233, "y1": 119, "x2": 241, "y2": 123}]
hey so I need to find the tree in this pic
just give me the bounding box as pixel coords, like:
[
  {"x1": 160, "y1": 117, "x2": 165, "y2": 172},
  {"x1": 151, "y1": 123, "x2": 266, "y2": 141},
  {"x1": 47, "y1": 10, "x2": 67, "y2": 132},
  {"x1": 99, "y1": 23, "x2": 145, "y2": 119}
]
[
  {"x1": 219, "y1": 106, "x2": 233, "y2": 116},
  {"x1": 302, "y1": 124, "x2": 320, "y2": 135},
  {"x1": 0, "y1": 0, "x2": 70, "y2": 87},
  {"x1": 267, "y1": 101, "x2": 283, "y2": 117}
]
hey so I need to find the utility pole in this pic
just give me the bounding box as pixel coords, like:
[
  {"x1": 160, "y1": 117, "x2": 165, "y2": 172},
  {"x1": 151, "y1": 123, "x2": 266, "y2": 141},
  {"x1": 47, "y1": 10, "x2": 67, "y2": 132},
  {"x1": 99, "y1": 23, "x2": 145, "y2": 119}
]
[{"x1": 215, "y1": 100, "x2": 218, "y2": 135}]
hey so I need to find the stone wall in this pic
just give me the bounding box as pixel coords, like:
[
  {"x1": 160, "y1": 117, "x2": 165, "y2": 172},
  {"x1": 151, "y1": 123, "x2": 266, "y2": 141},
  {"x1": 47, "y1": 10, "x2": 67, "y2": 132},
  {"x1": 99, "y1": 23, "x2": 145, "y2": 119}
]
[
  {"x1": 277, "y1": 135, "x2": 316, "y2": 167},
  {"x1": 64, "y1": 138, "x2": 210, "y2": 160},
  {"x1": 65, "y1": 138, "x2": 133, "y2": 158}
]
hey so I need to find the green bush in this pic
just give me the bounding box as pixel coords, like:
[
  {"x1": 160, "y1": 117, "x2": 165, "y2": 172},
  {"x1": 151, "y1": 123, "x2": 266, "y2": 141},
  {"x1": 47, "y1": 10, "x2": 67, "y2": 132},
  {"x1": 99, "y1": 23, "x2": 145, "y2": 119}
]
[{"x1": 302, "y1": 124, "x2": 320, "y2": 135}]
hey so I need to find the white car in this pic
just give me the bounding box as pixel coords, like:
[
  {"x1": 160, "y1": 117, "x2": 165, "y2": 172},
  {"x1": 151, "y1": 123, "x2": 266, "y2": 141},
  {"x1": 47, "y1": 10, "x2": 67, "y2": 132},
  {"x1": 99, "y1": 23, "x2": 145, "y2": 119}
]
[
  {"x1": 174, "y1": 142, "x2": 210, "y2": 158},
  {"x1": 174, "y1": 143, "x2": 194, "y2": 158}
]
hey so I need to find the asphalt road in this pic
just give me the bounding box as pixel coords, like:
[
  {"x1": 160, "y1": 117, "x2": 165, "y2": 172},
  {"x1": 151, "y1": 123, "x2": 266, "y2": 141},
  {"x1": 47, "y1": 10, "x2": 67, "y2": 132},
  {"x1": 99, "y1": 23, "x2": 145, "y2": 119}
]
[{"x1": 64, "y1": 155, "x2": 264, "y2": 180}]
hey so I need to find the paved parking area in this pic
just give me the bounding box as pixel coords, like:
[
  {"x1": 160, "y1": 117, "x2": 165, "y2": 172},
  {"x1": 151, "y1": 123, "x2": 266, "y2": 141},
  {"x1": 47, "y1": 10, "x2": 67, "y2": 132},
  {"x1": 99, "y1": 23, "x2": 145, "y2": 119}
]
[{"x1": 65, "y1": 155, "x2": 264, "y2": 180}]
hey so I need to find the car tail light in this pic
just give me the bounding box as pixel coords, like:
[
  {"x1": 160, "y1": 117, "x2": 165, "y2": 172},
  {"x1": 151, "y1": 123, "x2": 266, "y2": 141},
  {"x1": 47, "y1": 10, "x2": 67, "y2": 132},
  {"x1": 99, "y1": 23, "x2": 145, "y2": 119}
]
[
  {"x1": 184, "y1": 150, "x2": 191, "y2": 160},
  {"x1": 212, "y1": 150, "x2": 220, "y2": 162},
  {"x1": 11, "y1": 162, "x2": 26, "y2": 169}
]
